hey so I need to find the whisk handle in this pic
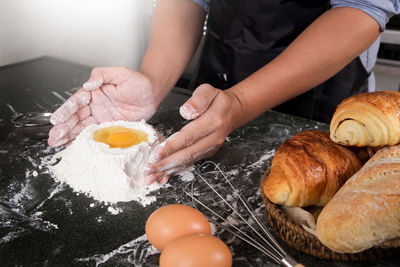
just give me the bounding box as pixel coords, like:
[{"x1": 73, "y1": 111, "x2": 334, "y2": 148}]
[{"x1": 282, "y1": 255, "x2": 305, "y2": 267}]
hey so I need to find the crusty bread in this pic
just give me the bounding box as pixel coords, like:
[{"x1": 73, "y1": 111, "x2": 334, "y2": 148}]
[
  {"x1": 330, "y1": 91, "x2": 400, "y2": 147},
  {"x1": 263, "y1": 130, "x2": 363, "y2": 207},
  {"x1": 316, "y1": 144, "x2": 400, "y2": 253}
]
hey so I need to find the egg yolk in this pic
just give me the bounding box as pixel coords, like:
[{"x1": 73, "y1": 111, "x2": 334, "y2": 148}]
[{"x1": 93, "y1": 126, "x2": 148, "y2": 148}]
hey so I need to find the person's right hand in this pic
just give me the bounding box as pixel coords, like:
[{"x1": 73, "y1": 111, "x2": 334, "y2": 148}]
[{"x1": 48, "y1": 66, "x2": 160, "y2": 147}]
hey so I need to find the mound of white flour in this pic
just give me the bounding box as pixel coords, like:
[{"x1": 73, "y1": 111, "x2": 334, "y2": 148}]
[{"x1": 49, "y1": 120, "x2": 161, "y2": 204}]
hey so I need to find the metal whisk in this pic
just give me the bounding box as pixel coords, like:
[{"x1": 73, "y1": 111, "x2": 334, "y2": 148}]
[{"x1": 183, "y1": 161, "x2": 305, "y2": 267}]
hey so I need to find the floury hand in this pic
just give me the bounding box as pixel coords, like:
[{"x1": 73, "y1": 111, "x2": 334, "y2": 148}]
[
  {"x1": 48, "y1": 67, "x2": 161, "y2": 147},
  {"x1": 143, "y1": 84, "x2": 243, "y2": 185}
]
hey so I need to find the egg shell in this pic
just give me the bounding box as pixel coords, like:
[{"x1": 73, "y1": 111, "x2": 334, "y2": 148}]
[
  {"x1": 145, "y1": 204, "x2": 211, "y2": 250},
  {"x1": 160, "y1": 234, "x2": 232, "y2": 267}
]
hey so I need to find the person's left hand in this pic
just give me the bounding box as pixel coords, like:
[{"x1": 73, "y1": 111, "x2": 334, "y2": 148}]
[{"x1": 143, "y1": 84, "x2": 243, "y2": 184}]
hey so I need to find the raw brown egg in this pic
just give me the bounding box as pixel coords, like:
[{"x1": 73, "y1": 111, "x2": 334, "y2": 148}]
[
  {"x1": 145, "y1": 204, "x2": 211, "y2": 250},
  {"x1": 160, "y1": 233, "x2": 232, "y2": 267},
  {"x1": 93, "y1": 126, "x2": 148, "y2": 148}
]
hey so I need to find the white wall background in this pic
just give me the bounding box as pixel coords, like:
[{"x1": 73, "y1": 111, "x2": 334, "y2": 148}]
[{"x1": 0, "y1": 0, "x2": 155, "y2": 69}]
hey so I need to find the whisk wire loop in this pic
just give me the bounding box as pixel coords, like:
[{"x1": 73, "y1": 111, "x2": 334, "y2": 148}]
[{"x1": 184, "y1": 161, "x2": 304, "y2": 267}]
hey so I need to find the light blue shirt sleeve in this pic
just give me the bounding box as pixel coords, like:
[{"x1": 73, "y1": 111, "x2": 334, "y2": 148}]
[
  {"x1": 191, "y1": 0, "x2": 209, "y2": 11},
  {"x1": 192, "y1": 0, "x2": 399, "y2": 91},
  {"x1": 331, "y1": 0, "x2": 400, "y2": 31},
  {"x1": 193, "y1": 0, "x2": 400, "y2": 30},
  {"x1": 331, "y1": 1, "x2": 400, "y2": 91}
]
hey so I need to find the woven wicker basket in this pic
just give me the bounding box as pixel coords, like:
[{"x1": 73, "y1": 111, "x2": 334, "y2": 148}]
[{"x1": 261, "y1": 172, "x2": 400, "y2": 261}]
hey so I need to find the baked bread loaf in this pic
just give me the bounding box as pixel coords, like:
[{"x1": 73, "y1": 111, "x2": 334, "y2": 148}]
[
  {"x1": 330, "y1": 91, "x2": 400, "y2": 147},
  {"x1": 263, "y1": 130, "x2": 363, "y2": 207},
  {"x1": 316, "y1": 145, "x2": 400, "y2": 253}
]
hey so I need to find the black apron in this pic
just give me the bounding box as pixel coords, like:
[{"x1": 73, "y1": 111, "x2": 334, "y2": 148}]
[{"x1": 194, "y1": 0, "x2": 369, "y2": 123}]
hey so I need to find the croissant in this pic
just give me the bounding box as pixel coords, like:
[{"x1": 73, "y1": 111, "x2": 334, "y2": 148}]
[
  {"x1": 330, "y1": 91, "x2": 400, "y2": 147},
  {"x1": 263, "y1": 130, "x2": 363, "y2": 207},
  {"x1": 316, "y1": 145, "x2": 400, "y2": 253}
]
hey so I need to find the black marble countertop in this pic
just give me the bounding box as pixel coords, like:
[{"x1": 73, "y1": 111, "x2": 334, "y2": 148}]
[{"x1": 0, "y1": 57, "x2": 399, "y2": 266}]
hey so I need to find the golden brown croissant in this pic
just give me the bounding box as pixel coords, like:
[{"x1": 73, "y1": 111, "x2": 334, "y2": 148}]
[
  {"x1": 316, "y1": 145, "x2": 400, "y2": 253},
  {"x1": 263, "y1": 130, "x2": 363, "y2": 207},
  {"x1": 330, "y1": 91, "x2": 400, "y2": 147}
]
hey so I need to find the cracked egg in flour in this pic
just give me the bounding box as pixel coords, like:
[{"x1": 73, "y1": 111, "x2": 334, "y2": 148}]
[{"x1": 49, "y1": 120, "x2": 161, "y2": 204}]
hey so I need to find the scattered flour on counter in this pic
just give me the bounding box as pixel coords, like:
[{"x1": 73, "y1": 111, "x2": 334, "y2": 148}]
[
  {"x1": 6, "y1": 103, "x2": 18, "y2": 115},
  {"x1": 107, "y1": 206, "x2": 123, "y2": 215},
  {"x1": 51, "y1": 91, "x2": 67, "y2": 102},
  {"x1": 76, "y1": 234, "x2": 159, "y2": 266},
  {"x1": 49, "y1": 120, "x2": 162, "y2": 205},
  {"x1": 1, "y1": 231, "x2": 26, "y2": 245},
  {"x1": 175, "y1": 168, "x2": 195, "y2": 182},
  {"x1": 247, "y1": 149, "x2": 275, "y2": 170}
]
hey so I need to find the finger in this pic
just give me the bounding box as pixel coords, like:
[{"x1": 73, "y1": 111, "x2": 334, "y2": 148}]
[
  {"x1": 48, "y1": 134, "x2": 69, "y2": 147},
  {"x1": 83, "y1": 78, "x2": 103, "y2": 91},
  {"x1": 147, "y1": 133, "x2": 178, "y2": 165},
  {"x1": 48, "y1": 118, "x2": 77, "y2": 146},
  {"x1": 148, "y1": 121, "x2": 215, "y2": 166},
  {"x1": 158, "y1": 176, "x2": 170, "y2": 184},
  {"x1": 83, "y1": 66, "x2": 131, "y2": 90},
  {"x1": 48, "y1": 106, "x2": 91, "y2": 145},
  {"x1": 49, "y1": 116, "x2": 97, "y2": 147},
  {"x1": 67, "y1": 116, "x2": 98, "y2": 141},
  {"x1": 179, "y1": 84, "x2": 219, "y2": 120},
  {"x1": 50, "y1": 89, "x2": 91, "y2": 125},
  {"x1": 82, "y1": 67, "x2": 106, "y2": 90},
  {"x1": 147, "y1": 134, "x2": 221, "y2": 176},
  {"x1": 65, "y1": 140, "x2": 73, "y2": 146},
  {"x1": 144, "y1": 166, "x2": 183, "y2": 185}
]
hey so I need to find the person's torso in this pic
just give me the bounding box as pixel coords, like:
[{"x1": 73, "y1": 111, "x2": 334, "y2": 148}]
[{"x1": 195, "y1": 0, "x2": 369, "y2": 123}]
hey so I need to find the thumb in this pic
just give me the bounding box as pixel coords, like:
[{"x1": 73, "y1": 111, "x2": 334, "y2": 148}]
[
  {"x1": 82, "y1": 66, "x2": 130, "y2": 91},
  {"x1": 82, "y1": 68, "x2": 104, "y2": 91},
  {"x1": 179, "y1": 84, "x2": 219, "y2": 120}
]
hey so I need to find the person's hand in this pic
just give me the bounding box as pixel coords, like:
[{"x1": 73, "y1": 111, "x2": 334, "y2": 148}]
[
  {"x1": 143, "y1": 84, "x2": 243, "y2": 184},
  {"x1": 48, "y1": 67, "x2": 160, "y2": 147}
]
